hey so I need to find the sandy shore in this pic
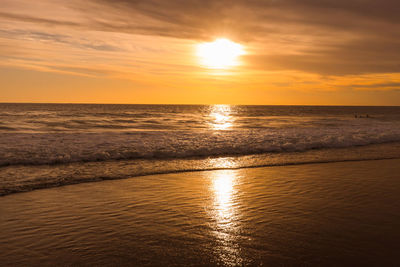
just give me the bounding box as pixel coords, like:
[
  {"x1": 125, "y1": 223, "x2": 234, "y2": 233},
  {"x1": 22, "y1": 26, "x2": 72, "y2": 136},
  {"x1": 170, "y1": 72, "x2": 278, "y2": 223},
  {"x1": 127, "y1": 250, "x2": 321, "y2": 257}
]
[{"x1": 1, "y1": 159, "x2": 400, "y2": 266}]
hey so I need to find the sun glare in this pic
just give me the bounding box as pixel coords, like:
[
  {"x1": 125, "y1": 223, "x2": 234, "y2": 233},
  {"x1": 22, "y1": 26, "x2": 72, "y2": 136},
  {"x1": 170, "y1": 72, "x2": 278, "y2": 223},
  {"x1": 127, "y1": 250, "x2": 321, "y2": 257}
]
[{"x1": 196, "y1": 38, "x2": 245, "y2": 69}]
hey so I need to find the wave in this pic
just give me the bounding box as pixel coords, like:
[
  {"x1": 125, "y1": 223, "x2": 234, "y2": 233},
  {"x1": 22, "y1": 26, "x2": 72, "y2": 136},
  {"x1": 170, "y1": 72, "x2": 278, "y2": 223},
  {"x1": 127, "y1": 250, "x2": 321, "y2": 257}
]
[
  {"x1": 2, "y1": 142, "x2": 400, "y2": 196},
  {"x1": 0, "y1": 126, "x2": 16, "y2": 131},
  {"x1": 1, "y1": 123, "x2": 400, "y2": 167}
]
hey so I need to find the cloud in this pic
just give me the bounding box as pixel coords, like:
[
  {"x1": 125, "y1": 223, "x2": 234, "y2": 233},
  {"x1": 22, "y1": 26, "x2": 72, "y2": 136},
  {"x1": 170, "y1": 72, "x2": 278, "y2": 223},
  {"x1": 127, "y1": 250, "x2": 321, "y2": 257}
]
[
  {"x1": 72, "y1": 0, "x2": 400, "y2": 76},
  {"x1": 344, "y1": 82, "x2": 400, "y2": 90},
  {"x1": 84, "y1": 0, "x2": 400, "y2": 37},
  {"x1": 0, "y1": 11, "x2": 80, "y2": 27},
  {"x1": 1, "y1": 0, "x2": 400, "y2": 77},
  {"x1": 245, "y1": 38, "x2": 400, "y2": 76}
]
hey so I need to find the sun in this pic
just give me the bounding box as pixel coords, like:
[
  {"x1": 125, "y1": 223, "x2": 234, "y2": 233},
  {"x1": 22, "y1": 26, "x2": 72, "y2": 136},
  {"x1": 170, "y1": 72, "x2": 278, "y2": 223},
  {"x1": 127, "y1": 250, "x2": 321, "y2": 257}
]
[{"x1": 196, "y1": 38, "x2": 245, "y2": 69}]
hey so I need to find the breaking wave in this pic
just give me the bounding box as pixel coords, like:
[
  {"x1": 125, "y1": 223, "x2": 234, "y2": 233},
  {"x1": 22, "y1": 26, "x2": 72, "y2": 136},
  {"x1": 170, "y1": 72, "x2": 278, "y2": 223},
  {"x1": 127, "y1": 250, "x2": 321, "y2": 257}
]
[{"x1": 1, "y1": 122, "x2": 400, "y2": 167}]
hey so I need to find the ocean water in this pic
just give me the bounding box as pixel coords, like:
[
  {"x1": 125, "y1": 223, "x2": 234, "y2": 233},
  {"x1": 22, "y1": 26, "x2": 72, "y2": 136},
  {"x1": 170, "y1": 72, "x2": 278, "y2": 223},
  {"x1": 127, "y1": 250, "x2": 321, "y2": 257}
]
[
  {"x1": 1, "y1": 103, "x2": 400, "y2": 195},
  {"x1": 1, "y1": 104, "x2": 400, "y2": 266}
]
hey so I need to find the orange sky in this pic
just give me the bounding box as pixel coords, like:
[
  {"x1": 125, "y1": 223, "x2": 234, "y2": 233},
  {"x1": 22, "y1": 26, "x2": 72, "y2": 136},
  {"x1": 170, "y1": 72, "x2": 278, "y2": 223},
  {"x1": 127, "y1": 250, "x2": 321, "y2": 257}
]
[{"x1": 1, "y1": 0, "x2": 400, "y2": 105}]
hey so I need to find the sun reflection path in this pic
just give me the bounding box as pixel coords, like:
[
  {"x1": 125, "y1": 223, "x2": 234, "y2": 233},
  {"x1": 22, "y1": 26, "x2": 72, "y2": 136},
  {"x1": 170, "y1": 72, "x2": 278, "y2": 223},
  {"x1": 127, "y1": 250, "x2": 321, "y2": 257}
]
[
  {"x1": 209, "y1": 105, "x2": 234, "y2": 130},
  {"x1": 209, "y1": 169, "x2": 243, "y2": 265},
  {"x1": 213, "y1": 172, "x2": 235, "y2": 225}
]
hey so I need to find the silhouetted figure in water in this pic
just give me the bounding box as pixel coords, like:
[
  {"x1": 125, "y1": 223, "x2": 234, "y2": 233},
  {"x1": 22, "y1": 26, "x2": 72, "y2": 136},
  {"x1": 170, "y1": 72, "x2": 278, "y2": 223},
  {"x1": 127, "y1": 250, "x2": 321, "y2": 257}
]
[{"x1": 355, "y1": 114, "x2": 372, "y2": 119}]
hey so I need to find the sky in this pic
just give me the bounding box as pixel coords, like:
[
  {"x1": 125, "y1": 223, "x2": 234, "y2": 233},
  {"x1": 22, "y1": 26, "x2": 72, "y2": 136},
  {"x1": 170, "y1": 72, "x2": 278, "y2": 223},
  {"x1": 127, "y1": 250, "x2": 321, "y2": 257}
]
[{"x1": 1, "y1": 0, "x2": 400, "y2": 105}]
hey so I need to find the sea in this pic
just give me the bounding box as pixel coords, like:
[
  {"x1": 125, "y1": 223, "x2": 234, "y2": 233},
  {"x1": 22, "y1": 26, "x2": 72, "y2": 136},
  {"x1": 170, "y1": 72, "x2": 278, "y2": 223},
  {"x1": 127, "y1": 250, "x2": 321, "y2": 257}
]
[
  {"x1": 1, "y1": 103, "x2": 400, "y2": 266},
  {"x1": 1, "y1": 103, "x2": 400, "y2": 196}
]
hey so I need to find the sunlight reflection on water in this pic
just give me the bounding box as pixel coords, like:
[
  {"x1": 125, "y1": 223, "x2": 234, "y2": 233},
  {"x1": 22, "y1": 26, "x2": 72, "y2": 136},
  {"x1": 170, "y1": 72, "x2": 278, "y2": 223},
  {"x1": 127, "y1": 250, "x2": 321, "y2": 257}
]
[
  {"x1": 213, "y1": 171, "x2": 235, "y2": 224},
  {"x1": 209, "y1": 168, "x2": 243, "y2": 265},
  {"x1": 209, "y1": 105, "x2": 234, "y2": 130},
  {"x1": 207, "y1": 157, "x2": 238, "y2": 169}
]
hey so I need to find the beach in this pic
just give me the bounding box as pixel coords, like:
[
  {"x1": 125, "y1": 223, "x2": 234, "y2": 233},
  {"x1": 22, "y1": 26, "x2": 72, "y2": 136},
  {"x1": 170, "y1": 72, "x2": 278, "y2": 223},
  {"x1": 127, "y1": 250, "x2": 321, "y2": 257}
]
[
  {"x1": 2, "y1": 0, "x2": 400, "y2": 265},
  {"x1": 1, "y1": 159, "x2": 399, "y2": 266}
]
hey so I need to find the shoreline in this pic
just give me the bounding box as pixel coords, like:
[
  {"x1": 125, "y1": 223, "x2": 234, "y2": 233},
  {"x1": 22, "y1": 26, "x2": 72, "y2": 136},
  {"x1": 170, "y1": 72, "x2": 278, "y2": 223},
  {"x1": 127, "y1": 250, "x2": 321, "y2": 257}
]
[
  {"x1": 2, "y1": 142, "x2": 400, "y2": 197},
  {"x1": 1, "y1": 156, "x2": 400, "y2": 197}
]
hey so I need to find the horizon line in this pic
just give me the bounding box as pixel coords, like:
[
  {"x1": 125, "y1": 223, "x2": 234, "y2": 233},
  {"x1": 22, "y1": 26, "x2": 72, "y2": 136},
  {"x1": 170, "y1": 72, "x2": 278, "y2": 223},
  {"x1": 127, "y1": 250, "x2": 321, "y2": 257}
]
[{"x1": 0, "y1": 102, "x2": 399, "y2": 107}]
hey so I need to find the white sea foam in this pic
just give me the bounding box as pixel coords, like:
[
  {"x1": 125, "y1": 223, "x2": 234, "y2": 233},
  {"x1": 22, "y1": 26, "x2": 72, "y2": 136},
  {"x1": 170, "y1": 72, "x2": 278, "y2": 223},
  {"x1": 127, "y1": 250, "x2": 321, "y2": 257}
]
[{"x1": 1, "y1": 120, "x2": 400, "y2": 166}]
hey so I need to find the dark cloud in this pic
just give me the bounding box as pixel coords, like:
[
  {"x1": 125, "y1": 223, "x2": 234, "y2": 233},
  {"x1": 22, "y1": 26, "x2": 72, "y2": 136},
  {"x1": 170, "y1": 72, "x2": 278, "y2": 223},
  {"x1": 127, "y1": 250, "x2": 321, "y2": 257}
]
[
  {"x1": 87, "y1": 0, "x2": 400, "y2": 38},
  {"x1": 345, "y1": 82, "x2": 400, "y2": 90},
  {"x1": 246, "y1": 37, "x2": 400, "y2": 75}
]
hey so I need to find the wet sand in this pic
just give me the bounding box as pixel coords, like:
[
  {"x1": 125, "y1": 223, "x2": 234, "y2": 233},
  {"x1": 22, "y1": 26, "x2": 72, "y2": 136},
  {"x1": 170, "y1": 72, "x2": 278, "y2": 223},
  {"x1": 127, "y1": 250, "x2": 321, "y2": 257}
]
[{"x1": 1, "y1": 159, "x2": 400, "y2": 266}]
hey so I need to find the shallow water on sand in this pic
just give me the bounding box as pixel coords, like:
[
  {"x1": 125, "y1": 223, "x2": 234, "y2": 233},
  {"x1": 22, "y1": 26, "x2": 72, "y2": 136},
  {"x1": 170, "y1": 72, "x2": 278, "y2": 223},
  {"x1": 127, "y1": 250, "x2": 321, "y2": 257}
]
[{"x1": 1, "y1": 159, "x2": 400, "y2": 266}]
